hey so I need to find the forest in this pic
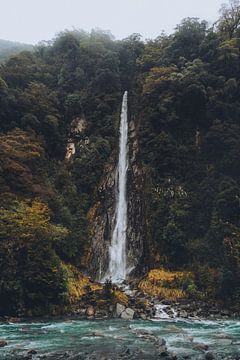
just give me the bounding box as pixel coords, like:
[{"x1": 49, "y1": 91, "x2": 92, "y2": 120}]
[{"x1": 0, "y1": 0, "x2": 240, "y2": 316}]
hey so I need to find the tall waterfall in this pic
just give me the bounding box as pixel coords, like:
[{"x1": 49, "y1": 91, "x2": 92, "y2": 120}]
[{"x1": 108, "y1": 91, "x2": 129, "y2": 283}]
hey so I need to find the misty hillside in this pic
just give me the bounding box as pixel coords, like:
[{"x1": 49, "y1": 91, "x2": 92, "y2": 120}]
[{"x1": 0, "y1": 39, "x2": 33, "y2": 63}]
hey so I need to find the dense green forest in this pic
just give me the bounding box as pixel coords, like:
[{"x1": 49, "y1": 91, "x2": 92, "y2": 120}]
[{"x1": 1, "y1": 0, "x2": 240, "y2": 316}]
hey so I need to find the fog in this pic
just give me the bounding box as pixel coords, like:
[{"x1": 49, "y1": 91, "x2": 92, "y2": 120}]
[{"x1": 1, "y1": 0, "x2": 224, "y2": 44}]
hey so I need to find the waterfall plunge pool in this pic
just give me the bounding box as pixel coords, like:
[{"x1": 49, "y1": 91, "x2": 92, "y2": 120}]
[{"x1": 0, "y1": 318, "x2": 239, "y2": 359}]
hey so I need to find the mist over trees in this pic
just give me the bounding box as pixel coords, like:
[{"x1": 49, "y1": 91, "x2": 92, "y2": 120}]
[{"x1": 0, "y1": 39, "x2": 33, "y2": 63}]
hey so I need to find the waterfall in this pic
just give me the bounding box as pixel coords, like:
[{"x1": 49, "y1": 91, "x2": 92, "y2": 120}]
[{"x1": 108, "y1": 91, "x2": 129, "y2": 283}]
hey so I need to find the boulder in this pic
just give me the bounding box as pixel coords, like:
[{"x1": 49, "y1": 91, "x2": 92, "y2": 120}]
[
  {"x1": 158, "y1": 345, "x2": 168, "y2": 356},
  {"x1": 86, "y1": 306, "x2": 95, "y2": 317},
  {"x1": 216, "y1": 338, "x2": 232, "y2": 346},
  {"x1": 221, "y1": 309, "x2": 230, "y2": 317},
  {"x1": 27, "y1": 349, "x2": 37, "y2": 355},
  {"x1": 193, "y1": 342, "x2": 209, "y2": 352},
  {"x1": 157, "y1": 337, "x2": 166, "y2": 346},
  {"x1": 115, "y1": 303, "x2": 126, "y2": 317},
  {"x1": 0, "y1": 340, "x2": 7, "y2": 347},
  {"x1": 132, "y1": 328, "x2": 154, "y2": 336},
  {"x1": 205, "y1": 352, "x2": 216, "y2": 360},
  {"x1": 121, "y1": 307, "x2": 135, "y2": 320},
  {"x1": 179, "y1": 310, "x2": 188, "y2": 318}
]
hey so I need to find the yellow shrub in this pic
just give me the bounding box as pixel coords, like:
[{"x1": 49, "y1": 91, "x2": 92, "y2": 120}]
[
  {"x1": 139, "y1": 268, "x2": 193, "y2": 300},
  {"x1": 113, "y1": 290, "x2": 129, "y2": 305},
  {"x1": 62, "y1": 263, "x2": 102, "y2": 303}
]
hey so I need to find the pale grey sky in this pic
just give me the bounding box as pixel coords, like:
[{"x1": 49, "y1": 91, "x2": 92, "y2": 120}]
[{"x1": 1, "y1": 0, "x2": 224, "y2": 44}]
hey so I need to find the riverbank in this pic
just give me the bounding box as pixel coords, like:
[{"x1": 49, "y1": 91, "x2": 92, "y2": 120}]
[{"x1": 1, "y1": 289, "x2": 240, "y2": 325}]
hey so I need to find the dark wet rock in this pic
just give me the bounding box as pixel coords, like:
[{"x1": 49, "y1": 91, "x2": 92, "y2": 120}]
[
  {"x1": 157, "y1": 337, "x2": 166, "y2": 347},
  {"x1": 221, "y1": 309, "x2": 231, "y2": 317},
  {"x1": 0, "y1": 340, "x2": 7, "y2": 347},
  {"x1": 205, "y1": 352, "x2": 216, "y2": 360},
  {"x1": 27, "y1": 349, "x2": 38, "y2": 355},
  {"x1": 192, "y1": 342, "x2": 209, "y2": 352},
  {"x1": 91, "y1": 331, "x2": 105, "y2": 337}
]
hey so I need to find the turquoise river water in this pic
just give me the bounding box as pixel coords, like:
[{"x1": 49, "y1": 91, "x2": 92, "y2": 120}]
[{"x1": 0, "y1": 318, "x2": 239, "y2": 359}]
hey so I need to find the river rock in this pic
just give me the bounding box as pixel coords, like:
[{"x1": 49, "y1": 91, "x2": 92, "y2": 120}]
[
  {"x1": 193, "y1": 342, "x2": 209, "y2": 351},
  {"x1": 158, "y1": 345, "x2": 168, "y2": 356},
  {"x1": 27, "y1": 349, "x2": 37, "y2": 355},
  {"x1": 121, "y1": 307, "x2": 135, "y2": 320},
  {"x1": 131, "y1": 328, "x2": 154, "y2": 337},
  {"x1": 179, "y1": 310, "x2": 188, "y2": 318},
  {"x1": 205, "y1": 352, "x2": 216, "y2": 360},
  {"x1": 115, "y1": 303, "x2": 126, "y2": 317},
  {"x1": 157, "y1": 337, "x2": 166, "y2": 346},
  {"x1": 140, "y1": 313, "x2": 147, "y2": 320},
  {"x1": 86, "y1": 306, "x2": 95, "y2": 317},
  {"x1": 0, "y1": 340, "x2": 7, "y2": 347},
  {"x1": 164, "y1": 325, "x2": 186, "y2": 333},
  {"x1": 216, "y1": 338, "x2": 232, "y2": 346},
  {"x1": 221, "y1": 309, "x2": 230, "y2": 317}
]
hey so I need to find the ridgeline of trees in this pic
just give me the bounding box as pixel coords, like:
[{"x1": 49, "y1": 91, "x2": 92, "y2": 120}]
[
  {"x1": 1, "y1": 0, "x2": 240, "y2": 315},
  {"x1": 0, "y1": 39, "x2": 33, "y2": 63}
]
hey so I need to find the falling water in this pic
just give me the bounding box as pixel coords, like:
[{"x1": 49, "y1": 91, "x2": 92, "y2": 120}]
[{"x1": 108, "y1": 91, "x2": 129, "y2": 283}]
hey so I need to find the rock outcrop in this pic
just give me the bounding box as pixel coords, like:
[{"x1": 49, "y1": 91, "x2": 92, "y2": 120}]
[
  {"x1": 121, "y1": 307, "x2": 135, "y2": 320},
  {"x1": 65, "y1": 117, "x2": 88, "y2": 161},
  {"x1": 87, "y1": 110, "x2": 146, "y2": 281}
]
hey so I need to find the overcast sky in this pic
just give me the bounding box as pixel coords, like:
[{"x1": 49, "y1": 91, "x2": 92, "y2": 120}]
[{"x1": 1, "y1": 0, "x2": 225, "y2": 44}]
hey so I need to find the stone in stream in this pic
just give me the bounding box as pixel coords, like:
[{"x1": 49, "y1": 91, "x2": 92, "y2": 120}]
[
  {"x1": 91, "y1": 331, "x2": 105, "y2": 337},
  {"x1": 121, "y1": 307, "x2": 135, "y2": 320},
  {"x1": 0, "y1": 340, "x2": 7, "y2": 347},
  {"x1": 216, "y1": 338, "x2": 232, "y2": 346},
  {"x1": 27, "y1": 349, "x2": 37, "y2": 355},
  {"x1": 205, "y1": 352, "x2": 216, "y2": 360},
  {"x1": 164, "y1": 324, "x2": 186, "y2": 334},
  {"x1": 214, "y1": 332, "x2": 233, "y2": 340},
  {"x1": 193, "y1": 342, "x2": 209, "y2": 352}
]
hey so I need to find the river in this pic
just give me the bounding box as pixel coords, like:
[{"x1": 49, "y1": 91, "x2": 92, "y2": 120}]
[{"x1": 0, "y1": 318, "x2": 239, "y2": 359}]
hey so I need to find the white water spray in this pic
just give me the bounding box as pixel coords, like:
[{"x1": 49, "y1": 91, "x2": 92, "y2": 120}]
[{"x1": 108, "y1": 91, "x2": 129, "y2": 283}]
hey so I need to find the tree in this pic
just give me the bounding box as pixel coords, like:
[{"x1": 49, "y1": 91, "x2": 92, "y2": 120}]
[
  {"x1": 0, "y1": 199, "x2": 68, "y2": 315},
  {"x1": 217, "y1": 0, "x2": 240, "y2": 39},
  {"x1": 0, "y1": 128, "x2": 46, "y2": 195}
]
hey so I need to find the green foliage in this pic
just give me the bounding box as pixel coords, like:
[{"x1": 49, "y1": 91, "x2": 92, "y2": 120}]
[
  {"x1": 0, "y1": 200, "x2": 68, "y2": 315},
  {"x1": 137, "y1": 2, "x2": 240, "y2": 303},
  {"x1": 1, "y1": 3, "x2": 240, "y2": 314}
]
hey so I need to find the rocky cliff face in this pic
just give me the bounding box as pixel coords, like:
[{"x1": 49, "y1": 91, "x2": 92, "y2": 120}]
[
  {"x1": 65, "y1": 117, "x2": 88, "y2": 161},
  {"x1": 126, "y1": 119, "x2": 146, "y2": 276},
  {"x1": 87, "y1": 116, "x2": 146, "y2": 281}
]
